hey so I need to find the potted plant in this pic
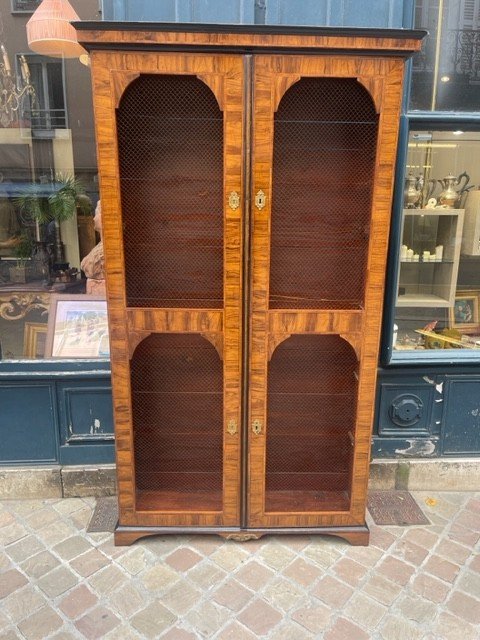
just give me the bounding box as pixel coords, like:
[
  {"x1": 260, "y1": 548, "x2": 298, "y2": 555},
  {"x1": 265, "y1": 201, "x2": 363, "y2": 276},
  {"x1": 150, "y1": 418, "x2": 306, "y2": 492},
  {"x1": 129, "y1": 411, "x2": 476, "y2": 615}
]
[
  {"x1": 15, "y1": 174, "x2": 91, "y2": 267},
  {"x1": 9, "y1": 233, "x2": 33, "y2": 284}
]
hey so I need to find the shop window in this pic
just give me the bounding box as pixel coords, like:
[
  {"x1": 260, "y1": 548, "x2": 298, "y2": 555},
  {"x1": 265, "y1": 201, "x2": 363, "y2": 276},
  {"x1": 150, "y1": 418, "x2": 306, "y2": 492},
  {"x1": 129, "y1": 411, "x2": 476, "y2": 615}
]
[
  {"x1": 393, "y1": 130, "x2": 480, "y2": 353},
  {"x1": 0, "y1": 40, "x2": 100, "y2": 361},
  {"x1": 411, "y1": 0, "x2": 480, "y2": 111}
]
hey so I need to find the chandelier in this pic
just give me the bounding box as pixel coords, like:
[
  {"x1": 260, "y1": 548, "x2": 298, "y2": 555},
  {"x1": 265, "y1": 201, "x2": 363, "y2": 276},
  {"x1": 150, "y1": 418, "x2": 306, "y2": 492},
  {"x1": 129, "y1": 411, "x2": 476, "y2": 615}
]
[{"x1": 0, "y1": 13, "x2": 37, "y2": 128}]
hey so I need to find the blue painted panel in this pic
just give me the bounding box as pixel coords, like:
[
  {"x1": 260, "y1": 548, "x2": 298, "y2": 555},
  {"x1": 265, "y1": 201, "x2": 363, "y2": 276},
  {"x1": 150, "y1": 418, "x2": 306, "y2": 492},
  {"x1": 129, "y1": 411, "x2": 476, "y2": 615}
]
[
  {"x1": 377, "y1": 383, "x2": 434, "y2": 436},
  {"x1": 102, "y1": 0, "x2": 255, "y2": 23},
  {"x1": 266, "y1": 0, "x2": 405, "y2": 27},
  {"x1": 443, "y1": 378, "x2": 480, "y2": 455},
  {"x1": 0, "y1": 384, "x2": 57, "y2": 463},
  {"x1": 57, "y1": 382, "x2": 115, "y2": 465}
]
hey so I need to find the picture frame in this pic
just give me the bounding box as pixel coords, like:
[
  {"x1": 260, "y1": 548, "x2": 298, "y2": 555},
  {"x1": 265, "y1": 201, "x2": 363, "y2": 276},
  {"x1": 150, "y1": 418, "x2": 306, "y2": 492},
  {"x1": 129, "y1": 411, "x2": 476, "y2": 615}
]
[
  {"x1": 45, "y1": 294, "x2": 110, "y2": 358},
  {"x1": 449, "y1": 291, "x2": 480, "y2": 333},
  {"x1": 23, "y1": 322, "x2": 48, "y2": 358}
]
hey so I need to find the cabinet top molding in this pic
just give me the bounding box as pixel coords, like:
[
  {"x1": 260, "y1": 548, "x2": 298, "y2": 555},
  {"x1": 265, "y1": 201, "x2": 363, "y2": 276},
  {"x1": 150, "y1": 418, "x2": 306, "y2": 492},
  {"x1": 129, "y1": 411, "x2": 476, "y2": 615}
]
[{"x1": 73, "y1": 22, "x2": 426, "y2": 57}]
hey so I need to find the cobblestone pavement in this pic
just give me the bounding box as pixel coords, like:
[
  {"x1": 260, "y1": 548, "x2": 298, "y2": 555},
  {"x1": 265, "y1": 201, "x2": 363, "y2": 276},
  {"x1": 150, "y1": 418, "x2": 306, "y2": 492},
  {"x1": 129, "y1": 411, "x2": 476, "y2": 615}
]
[{"x1": 0, "y1": 492, "x2": 479, "y2": 639}]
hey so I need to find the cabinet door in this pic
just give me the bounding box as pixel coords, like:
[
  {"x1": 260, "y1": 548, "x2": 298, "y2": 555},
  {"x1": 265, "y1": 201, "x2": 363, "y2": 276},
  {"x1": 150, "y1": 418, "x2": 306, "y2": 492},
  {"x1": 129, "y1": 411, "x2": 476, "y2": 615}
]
[
  {"x1": 248, "y1": 54, "x2": 404, "y2": 528},
  {"x1": 92, "y1": 53, "x2": 244, "y2": 527}
]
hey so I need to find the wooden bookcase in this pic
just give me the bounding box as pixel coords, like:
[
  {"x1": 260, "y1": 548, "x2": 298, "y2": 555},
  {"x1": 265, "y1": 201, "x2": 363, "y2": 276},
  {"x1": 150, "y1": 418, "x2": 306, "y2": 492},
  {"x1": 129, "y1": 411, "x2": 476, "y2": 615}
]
[{"x1": 75, "y1": 23, "x2": 424, "y2": 545}]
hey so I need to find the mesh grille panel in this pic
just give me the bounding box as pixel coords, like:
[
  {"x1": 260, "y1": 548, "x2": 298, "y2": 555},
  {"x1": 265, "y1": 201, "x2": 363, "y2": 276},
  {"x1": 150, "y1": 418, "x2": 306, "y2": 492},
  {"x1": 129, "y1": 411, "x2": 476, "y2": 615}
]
[
  {"x1": 116, "y1": 75, "x2": 224, "y2": 308},
  {"x1": 269, "y1": 78, "x2": 378, "y2": 310},
  {"x1": 131, "y1": 333, "x2": 223, "y2": 511},
  {"x1": 265, "y1": 335, "x2": 358, "y2": 512}
]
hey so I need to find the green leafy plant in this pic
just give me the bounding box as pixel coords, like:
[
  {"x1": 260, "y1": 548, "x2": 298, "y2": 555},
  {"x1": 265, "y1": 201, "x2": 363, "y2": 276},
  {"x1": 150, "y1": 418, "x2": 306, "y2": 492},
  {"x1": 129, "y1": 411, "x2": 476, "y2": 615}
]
[{"x1": 13, "y1": 233, "x2": 33, "y2": 266}]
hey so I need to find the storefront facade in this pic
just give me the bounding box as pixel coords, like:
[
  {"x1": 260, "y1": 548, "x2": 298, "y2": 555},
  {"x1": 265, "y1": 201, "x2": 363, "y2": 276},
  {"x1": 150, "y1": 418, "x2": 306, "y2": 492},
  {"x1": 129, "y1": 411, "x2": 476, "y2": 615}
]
[{"x1": 0, "y1": 0, "x2": 479, "y2": 471}]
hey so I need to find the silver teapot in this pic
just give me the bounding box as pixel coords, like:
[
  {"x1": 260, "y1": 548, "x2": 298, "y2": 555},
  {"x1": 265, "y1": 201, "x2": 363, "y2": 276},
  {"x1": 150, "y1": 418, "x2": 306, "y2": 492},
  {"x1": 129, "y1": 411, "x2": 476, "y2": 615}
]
[
  {"x1": 437, "y1": 171, "x2": 471, "y2": 208},
  {"x1": 404, "y1": 172, "x2": 423, "y2": 208}
]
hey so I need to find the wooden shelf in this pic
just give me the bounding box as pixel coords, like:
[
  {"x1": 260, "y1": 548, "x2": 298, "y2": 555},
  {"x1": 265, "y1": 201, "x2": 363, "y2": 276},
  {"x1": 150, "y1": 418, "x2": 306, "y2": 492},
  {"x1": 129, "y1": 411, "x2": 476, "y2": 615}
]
[
  {"x1": 136, "y1": 489, "x2": 222, "y2": 512},
  {"x1": 266, "y1": 490, "x2": 350, "y2": 512}
]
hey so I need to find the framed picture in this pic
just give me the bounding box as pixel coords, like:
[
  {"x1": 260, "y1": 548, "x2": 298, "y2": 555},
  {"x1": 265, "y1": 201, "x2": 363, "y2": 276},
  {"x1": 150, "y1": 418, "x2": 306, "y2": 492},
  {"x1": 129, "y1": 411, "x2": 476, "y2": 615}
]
[
  {"x1": 45, "y1": 295, "x2": 110, "y2": 358},
  {"x1": 23, "y1": 322, "x2": 48, "y2": 358},
  {"x1": 449, "y1": 291, "x2": 480, "y2": 333}
]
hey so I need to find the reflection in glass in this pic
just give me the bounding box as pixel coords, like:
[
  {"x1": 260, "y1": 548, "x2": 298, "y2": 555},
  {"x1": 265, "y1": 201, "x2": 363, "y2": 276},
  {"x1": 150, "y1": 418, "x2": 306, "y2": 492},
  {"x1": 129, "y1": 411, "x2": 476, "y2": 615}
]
[
  {"x1": 411, "y1": 0, "x2": 480, "y2": 112},
  {"x1": 394, "y1": 131, "x2": 480, "y2": 352}
]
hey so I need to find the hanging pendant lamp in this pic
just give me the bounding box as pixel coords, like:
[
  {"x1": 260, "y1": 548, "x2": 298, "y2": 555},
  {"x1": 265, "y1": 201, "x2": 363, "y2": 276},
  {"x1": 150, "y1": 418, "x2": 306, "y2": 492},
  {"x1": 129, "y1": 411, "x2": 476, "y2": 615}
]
[{"x1": 26, "y1": 0, "x2": 86, "y2": 58}]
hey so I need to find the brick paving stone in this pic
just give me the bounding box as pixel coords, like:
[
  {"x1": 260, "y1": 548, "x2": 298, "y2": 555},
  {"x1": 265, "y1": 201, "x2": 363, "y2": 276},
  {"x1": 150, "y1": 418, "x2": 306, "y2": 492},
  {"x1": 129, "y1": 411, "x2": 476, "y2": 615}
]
[
  {"x1": 186, "y1": 535, "x2": 224, "y2": 557},
  {"x1": 276, "y1": 535, "x2": 311, "y2": 551},
  {"x1": 392, "y1": 538, "x2": 429, "y2": 565},
  {"x1": 0, "y1": 523, "x2": 28, "y2": 547},
  {"x1": 448, "y1": 522, "x2": 480, "y2": 547},
  {"x1": 237, "y1": 599, "x2": 282, "y2": 636},
  {"x1": 143, "y1": 535, "x2": 189, "y2": 558},
  {"x1": 262, "y1": 576, "x2": 305, "y2": 612},
  {"x1": 235, "y1": 560, "x2": 275, "y2": 590},
  {"x1": 283, "y1": 557, "x2": 323, "y2": 586},
  {"x1": 184, "y1": 601, "x2": 230, "y2": 637},
  {"x1": 162, "y1": 579, "x2": 203, "y2": 616},
  {"x1": 0, "y1": 553, "x2": 10, "y2": 572},
  {"x1": 343, "y1": 592, "x2": 387, "y2": 629},
  {"x1": 140, "y1": 564, "x2": 181, "y2": 592},
  {"x1": 0, "y1": 632, "x2": 23, "y2": 640},
  {"x1": 68, "y1": 506, "x2": 92, "y2": 530},
  {"x1": 37, "y1": 566, "x2": 77, "y2": 598},
  {"x1": 5, "y1": 536, "x2": 45, "y2": 563},
  {"x1": 2, "y1": 585, "x2": 46, "y2": 624},
  {"x1": 424, "y1": 554, "x2": 461, "y2": 583},
  {"x1": 454, "y1": 508, "x2": 479, "y2": 530},
  {"x1": 211, "y1": 544, "x2": 251, "y2": 571},
  {"x1": 456, "y1": 569, "x2": 480, "y2": 599},
  {"x1": 376, "y1": 556, "x2": 416, "y2": 586},
  {"x1": 21, "y1": 550, "x2": 60, "y2": 579},
  {"x1": 436, "y1": 538, "x2": 472, "y2": 564},
  {"x1": 75, "y1": 606, "x2": 120, "y2": 639},
  {"x1": 403, "y1": 527, "x2": 439, "y2": 549},
  {"x1": 332, "y1": 557, "x2": 368, "y2": 587},
  {"x1": 116, "y1": 547, "x2": 149, "y2": 575},
  {"x1": 161, "y1": 628, "x2": 198, "y2": 640},
  {"x1": 312, "y1": 575, "x2": 354, "y2": 607},
  {"x1": 109, "y1": 583, "x2": 145, "y2": 618},
  {"x1": 165, "y1": 548, "x2": 202, "y2": 572},
  {"x1": 363, "y1": 575, "x2": 403, "y2": 606},
  {"x1": 50, "y1": 633, "x2": 81, "y2": 640},
  {"x1": 432, "y1": 612, "x2": 479, "y2": 640},
  {"x1": 58, "y1": 584, "x2": 98, "y2": 619},
  {"x1": 0, "y1": 512, "x2": 15, "y2": 527},
  {"x1": 53, "y1": 535, "x2": 92, "y2": 561},
  {"x1": 17, "y1": 605, "x2": 63, "y2": 640},
  {"x1": 446, "y1": 591, "x2": 480, "y2": 624},
  {"x1": 291, "y1": 601, "x2": 332, "y2": 633},
  {"x1": 469, "y1": 554, "x2": 480, "y2": 573},
  {"x1": 378, "y1": 615, "x2": 423, "y2": 640},
  {"x1": 215, "y1": 622, "x2": 258, "y2": 640},
  {"x1": 70, "y1": 548, "x2": 110, "y2": 577},
  {"x1": 396, "y1": 594, "x2": 437, "y2": 624},
  {"x1": 324, "y1": 617, "x2": 370, "y2": 640},
  {"x1": 368, "y1": 526, "x2": 397, "y2": 551},
  {"x1": 0, "y1": 569, "x2": 28, "y2": 599},
  {"x1": 88, "y1": 564, "x2": 127, "y2": 595},
  {"x1": 212, "y1": 578, "x2": 253, "y2": 612},
  {"x1": 269, "y1": 621, "x2": 314, "y2": 640},
  {"x1": 257, "y1": 542, "x2": 297, "y2": 570},
  {"x1": 187, "y1": 560, "x2": 227, "y2": 590},
  {"x1": 103, "y1": 625, "x2": 141, "y2": 640},
  {"x1": 410, "y1": 573, "x2": 450, "y2": 603},
  {"x1": 52, "y1": 498, "x2": 85, "y2": 516},
  {"x1": 36, "y1": 521, "x2": 77, "y2": 547},
  {"x1": 24, "y1": 507, "x2": 58, "y2": 529},
  {"x1": 346, "y1": 544, "x2": 383, "y2": 567},
  {"x1": 303, "y1": 541, "x2": 342, "y2": 568}
]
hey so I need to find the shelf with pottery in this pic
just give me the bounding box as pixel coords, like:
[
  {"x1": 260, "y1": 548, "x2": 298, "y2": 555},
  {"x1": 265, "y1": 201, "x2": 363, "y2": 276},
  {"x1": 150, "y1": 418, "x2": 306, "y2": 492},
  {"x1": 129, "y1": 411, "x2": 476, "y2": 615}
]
[{"x1": 396, "y1": 208, "x2": 464, "y2": 308}]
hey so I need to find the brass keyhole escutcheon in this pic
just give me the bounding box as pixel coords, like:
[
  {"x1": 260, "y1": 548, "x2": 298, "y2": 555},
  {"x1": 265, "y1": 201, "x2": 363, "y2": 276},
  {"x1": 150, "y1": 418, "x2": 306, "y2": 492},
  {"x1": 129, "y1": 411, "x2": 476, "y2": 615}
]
[
  {"x1": 227, "y1": 419, "x2": 237, "y2": 436},
  {"x1": 255, "y1": 189, "x2": 266, "y2": 210},
  {"x1": 228, "y1": 191, "x2": 240, "y2": 211},
  {"x1": 252, "y1": 419, "x2": 262, "y2": 435}
]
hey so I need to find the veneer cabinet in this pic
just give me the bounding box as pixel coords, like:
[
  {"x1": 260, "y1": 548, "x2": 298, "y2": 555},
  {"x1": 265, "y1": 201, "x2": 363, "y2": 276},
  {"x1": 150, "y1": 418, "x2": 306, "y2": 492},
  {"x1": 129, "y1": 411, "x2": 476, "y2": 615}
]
[{"x1": 76, "y1": 22, "x2": 424, "y2": 545}]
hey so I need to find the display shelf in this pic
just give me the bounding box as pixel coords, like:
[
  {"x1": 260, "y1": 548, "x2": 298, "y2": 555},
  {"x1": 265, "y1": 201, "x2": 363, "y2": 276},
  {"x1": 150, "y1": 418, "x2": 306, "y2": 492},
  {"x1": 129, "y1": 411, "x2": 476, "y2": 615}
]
[{"x1": 397, "y1": 208, "x2": 464, "y2": 307}]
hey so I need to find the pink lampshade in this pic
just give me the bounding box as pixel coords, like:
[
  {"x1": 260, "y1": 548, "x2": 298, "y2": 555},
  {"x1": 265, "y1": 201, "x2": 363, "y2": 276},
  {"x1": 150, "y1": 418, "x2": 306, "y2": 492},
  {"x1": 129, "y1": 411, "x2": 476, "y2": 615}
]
[{"x1": 26, "y1": 0, "x2": 86, "y2": 58}]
